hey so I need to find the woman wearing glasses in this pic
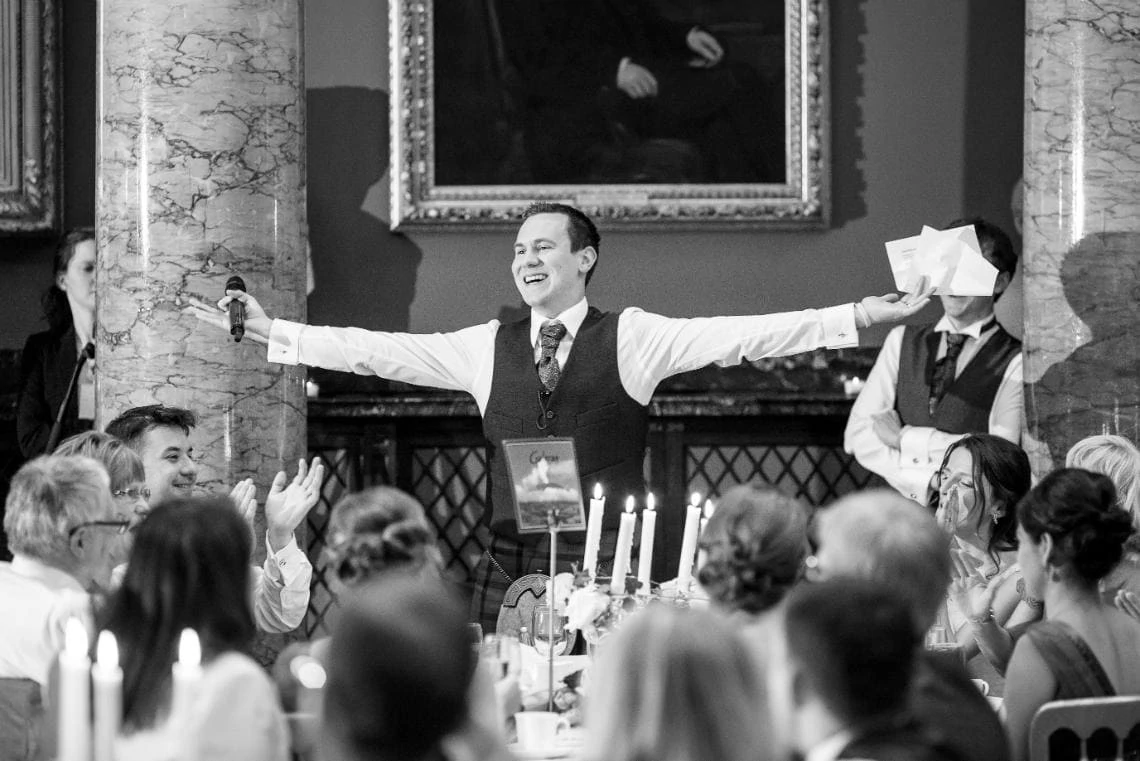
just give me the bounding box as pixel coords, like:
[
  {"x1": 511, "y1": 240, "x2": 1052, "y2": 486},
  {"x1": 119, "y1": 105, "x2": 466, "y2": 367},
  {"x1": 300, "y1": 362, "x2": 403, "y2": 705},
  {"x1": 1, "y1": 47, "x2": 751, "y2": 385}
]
[
  {"x1": 101, "y1": 496, "x2": 289, "y2": 761},
  {"x1": 53, "y1": 431, "x2": 150, "y2": 528}
]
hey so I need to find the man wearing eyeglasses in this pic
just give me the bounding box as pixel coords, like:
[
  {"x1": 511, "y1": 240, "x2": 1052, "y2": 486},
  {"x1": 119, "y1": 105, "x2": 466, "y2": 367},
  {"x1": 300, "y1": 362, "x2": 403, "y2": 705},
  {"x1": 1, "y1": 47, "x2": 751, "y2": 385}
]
[{"x1": 0, "y1": 456, "x2": 128, "y2": 689}]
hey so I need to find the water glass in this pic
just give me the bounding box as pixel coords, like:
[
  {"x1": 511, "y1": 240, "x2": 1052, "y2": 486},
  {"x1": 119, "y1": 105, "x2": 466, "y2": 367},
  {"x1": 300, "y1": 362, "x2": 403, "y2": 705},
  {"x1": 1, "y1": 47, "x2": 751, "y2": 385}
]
[{"x1": 531, "y1": 605, "x2": 566, "y2": 656}]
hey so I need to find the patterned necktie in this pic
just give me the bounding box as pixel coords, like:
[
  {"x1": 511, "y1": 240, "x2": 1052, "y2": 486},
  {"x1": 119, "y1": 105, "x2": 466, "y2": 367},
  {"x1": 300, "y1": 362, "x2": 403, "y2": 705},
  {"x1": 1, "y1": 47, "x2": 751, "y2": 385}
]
[
  {"x1": 537, "y1": 320, "x2": 568, "y2": 393},
  {"x1": 928, "y1": 332, "x2": 969, "y2": 415}
]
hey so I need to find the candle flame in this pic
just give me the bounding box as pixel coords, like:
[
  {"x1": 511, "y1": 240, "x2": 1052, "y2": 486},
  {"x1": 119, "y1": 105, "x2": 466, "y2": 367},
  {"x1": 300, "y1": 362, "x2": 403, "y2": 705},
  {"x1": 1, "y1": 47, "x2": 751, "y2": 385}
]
[
  {"x1": 704, "y1": 499, "x2": 716, "y2": 518},
  {"x1": 64, "y1": 617, "x2": 88, "y2": 656},
  {"x1": 178, "y1": 629, "x2": 201, "y2": 667},
  {"x1": 96, "y1": 630, "x2": 118, "y2": 669},
  {"x1": 645, "y1": 492, "x2": 655, "y2": 511},
  {"x1": 625, "y1": 495, "x2": 635, "y2": 513},
  {"x1": 690, "y1": 491, "x2": 701, "y2": 508},
  {"x1": 593, "y1": 483, "x2": 603, "y2": 500},
  {"x1": 291, "y1": 656, "x2": 327, "y2": 689}
]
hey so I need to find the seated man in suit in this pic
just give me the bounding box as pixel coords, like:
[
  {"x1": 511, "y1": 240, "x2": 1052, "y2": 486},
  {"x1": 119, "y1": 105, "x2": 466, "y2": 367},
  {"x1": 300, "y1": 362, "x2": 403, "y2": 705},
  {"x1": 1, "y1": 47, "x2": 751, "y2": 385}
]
[
  {"x1": 497, "y1": 0, "x2": 774, "y2": 183},
  {"x1": 767, "y1": 578, "x2": 966, "y2": 761},
  {"x1": 845, "y1": 218, "x2": 1022, "y2": 502},
  {"x1": 807, "y1": 489, "x2": 1009, "y2": 761}
]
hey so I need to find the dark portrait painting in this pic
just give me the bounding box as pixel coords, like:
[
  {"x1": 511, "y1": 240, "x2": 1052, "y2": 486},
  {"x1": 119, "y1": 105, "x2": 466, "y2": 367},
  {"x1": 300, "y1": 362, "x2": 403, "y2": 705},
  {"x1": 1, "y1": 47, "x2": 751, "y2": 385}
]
[{"x1": 391, "y1": 0, "x2": 826, "y2": 228}]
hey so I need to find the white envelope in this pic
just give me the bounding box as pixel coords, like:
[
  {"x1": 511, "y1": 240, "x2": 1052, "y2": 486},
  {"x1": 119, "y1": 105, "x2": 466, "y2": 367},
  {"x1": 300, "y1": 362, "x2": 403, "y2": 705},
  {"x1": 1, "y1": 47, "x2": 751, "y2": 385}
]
[{"x1": 885, "y1": 224, "x2": 998, "y2": 296}]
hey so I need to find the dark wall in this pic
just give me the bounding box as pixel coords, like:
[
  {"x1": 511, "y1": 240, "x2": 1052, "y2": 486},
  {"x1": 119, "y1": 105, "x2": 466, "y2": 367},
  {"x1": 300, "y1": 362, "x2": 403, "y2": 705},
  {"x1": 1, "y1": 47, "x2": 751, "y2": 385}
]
[{"x1": 0, "y1": 0, "x2": 1027, "y2": 349}]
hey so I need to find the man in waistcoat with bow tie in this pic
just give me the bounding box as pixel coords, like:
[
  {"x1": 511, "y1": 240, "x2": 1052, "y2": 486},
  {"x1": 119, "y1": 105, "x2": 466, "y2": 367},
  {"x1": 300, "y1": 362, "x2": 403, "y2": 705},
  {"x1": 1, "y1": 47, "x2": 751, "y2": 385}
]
[
  {"x1": 200, "y1": 202, "x2": 933, "y2": 630},
  {"x1": 844, "y1": 218, "x2": 1022, "y2": 504}
]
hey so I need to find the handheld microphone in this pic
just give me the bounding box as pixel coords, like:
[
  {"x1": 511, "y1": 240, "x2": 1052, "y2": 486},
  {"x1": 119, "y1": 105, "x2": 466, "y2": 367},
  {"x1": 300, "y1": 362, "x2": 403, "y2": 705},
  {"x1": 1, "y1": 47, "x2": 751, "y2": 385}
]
[{"x1": 225, "y1": 275, "x2": 246, "y2": 343}]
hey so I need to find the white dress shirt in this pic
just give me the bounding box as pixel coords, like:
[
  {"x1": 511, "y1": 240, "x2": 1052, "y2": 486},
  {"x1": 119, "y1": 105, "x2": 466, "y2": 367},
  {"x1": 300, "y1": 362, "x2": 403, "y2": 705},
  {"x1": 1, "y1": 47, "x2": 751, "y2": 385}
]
[
  {"x1": 843, "y1": 314, "x2": 1023, "y2": 502},
  {"x1": 0, "y1": 555, "x2": 92, "y2": 685},
  {"x1": 268, "y1": 298, "x2": 859, "y2": 411}
]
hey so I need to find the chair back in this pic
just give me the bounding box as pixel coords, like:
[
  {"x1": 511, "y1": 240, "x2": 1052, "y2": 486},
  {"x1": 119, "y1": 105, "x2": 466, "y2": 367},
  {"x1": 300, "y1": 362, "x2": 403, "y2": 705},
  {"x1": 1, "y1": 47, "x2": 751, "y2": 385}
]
[
  {"x1": 1030, "y1": 696, "x2": 1140, "y2": 761},
  {"x1": 0, "y1": 677, "x2": 44, "y2": 761}
]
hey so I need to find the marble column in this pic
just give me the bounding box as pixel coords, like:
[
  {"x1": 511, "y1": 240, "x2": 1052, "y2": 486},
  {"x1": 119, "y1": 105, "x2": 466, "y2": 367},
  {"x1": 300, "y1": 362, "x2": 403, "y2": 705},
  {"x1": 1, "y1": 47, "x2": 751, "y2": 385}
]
[
  {"x1": 1022, "y1": 1, "x2": 1140, "y2": 472},
  {"x1": 95, "y1": 2, "x2": 306, "y2": 509}
]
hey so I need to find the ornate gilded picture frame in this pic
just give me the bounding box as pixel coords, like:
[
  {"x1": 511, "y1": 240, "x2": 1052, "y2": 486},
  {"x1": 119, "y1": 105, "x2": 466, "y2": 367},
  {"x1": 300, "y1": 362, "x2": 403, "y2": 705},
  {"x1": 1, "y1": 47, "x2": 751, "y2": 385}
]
[
  {"x1": 0, "y1": 0, "x2": 60, "y2": 234},
  {"x1": 390, "y1": 0, "x2": 828, "y2": 230}
]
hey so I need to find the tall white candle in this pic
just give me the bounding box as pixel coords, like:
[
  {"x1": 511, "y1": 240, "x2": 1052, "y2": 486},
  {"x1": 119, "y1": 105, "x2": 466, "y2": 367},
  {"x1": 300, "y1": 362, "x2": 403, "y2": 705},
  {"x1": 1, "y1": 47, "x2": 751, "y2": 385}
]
[
  {"x1": 58, "y1": 617, "x2": 91, "y2": 761},
  {"x1": 676, "y1": 492, "x2": 703, "y2": 594},
  {"x1": 172, "y1": 629, "x2": 202, "y2": 722},
  {"x1": 93, "y1": 630, "x2": 122, "y2": 761},
  {"x1": 610, "y1": 497, "x2": 637, "y2": 592},
  {"x1": 582, "y1": 483, "x2": 606, "y2": 577},
  {"x1": 637, "y1": 493, "x2": 657, "y2": 594}
]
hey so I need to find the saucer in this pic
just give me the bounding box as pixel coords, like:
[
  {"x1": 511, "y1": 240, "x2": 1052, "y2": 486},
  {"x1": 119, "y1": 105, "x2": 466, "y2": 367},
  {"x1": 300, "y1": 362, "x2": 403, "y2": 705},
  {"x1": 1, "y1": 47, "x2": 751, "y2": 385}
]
[{"x1": 507, "y1": 743, "x2": 574, "y2": 759}]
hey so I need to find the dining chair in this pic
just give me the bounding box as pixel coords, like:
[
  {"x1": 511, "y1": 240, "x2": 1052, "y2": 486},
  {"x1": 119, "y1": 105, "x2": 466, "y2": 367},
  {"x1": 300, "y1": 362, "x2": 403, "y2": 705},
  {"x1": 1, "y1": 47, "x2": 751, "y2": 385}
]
[
  {"x1": 1029, "y1": 696, "x2": 1140, "y2": 761},
  {"x1": 0, "y1": 677, "x2": 44, "y2": 761}
]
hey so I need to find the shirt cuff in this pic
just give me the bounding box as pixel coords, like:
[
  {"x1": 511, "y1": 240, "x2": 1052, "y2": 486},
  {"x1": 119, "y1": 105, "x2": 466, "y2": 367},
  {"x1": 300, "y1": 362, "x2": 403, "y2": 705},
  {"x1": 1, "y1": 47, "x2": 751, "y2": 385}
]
[
  {"x1": 267, "y1": 319, "x2": 303, "y2": 366},
  {"x1": 821, "y1": 305, "x2": 859, "y2": 349},
  {"x1": 263, "y1": 531, "x2": 309, "y2": 587},
  {"x1": 900, "y1": 425, "x2": 935, "y2": 468}
]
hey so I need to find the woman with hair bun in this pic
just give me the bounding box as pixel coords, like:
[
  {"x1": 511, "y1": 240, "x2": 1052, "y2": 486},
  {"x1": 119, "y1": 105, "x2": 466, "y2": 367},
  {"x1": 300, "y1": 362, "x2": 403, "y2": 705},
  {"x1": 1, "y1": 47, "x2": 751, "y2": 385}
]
[
  {"x1": 1065, "y1": 434, "x2": 1140, "y2": 616},
  {"x1": 1004, "y1": 468, "x2": 1140, "y2": 761},
  {"x1": 696, "y1": 482, "x2": 810, "y2": 618}
]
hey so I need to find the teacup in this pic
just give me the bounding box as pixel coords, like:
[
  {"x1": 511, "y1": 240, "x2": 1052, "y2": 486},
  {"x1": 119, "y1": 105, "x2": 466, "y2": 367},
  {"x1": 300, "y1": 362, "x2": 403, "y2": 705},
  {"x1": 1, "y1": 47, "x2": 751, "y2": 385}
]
[{"x1": 514, "y1": 711, "x2": 570, "y2": 749}]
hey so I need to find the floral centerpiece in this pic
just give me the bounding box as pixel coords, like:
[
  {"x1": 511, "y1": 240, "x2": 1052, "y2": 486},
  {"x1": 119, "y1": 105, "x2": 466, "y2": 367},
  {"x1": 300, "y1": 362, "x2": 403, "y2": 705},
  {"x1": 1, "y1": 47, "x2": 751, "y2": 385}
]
[{"x1": 552, "y1": 567, "x2": 644, "y2": 645}]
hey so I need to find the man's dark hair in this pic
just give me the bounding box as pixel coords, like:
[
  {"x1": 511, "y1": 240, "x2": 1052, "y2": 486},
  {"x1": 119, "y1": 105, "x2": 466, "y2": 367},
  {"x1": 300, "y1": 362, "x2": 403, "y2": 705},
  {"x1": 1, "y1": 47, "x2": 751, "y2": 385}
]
[
  {"x1": 105, "y1": 405, "x2": 197, "y2": 450},
  {"x1": 945, "y1": 217, "x2": 1017, "y2": 300},
  {"x1": 783, "y1": 578, "x2": 919, "y2": 727},
  {"x1": 521, "y1": 202, "x2": 601, "y2": 285}
]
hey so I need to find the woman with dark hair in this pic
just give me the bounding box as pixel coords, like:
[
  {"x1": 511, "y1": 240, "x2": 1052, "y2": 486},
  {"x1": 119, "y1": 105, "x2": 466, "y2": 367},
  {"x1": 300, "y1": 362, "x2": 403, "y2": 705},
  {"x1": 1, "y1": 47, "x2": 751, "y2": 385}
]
[
  {"x1": 103, "y1": 496, "x2": 288, "y2": 761},
  {"x1": 930, "y1": 434, "x2": 1039, "y2": 673},
  {"x1": 696, "y1": 482, "x2": 810, "y2": 618},
  {"x1": 1004, "y1": 468, "x2": 1140, "y2": 761},
  {"x1": 17, "y1": 229, "x2": 97, "y2": 457}
]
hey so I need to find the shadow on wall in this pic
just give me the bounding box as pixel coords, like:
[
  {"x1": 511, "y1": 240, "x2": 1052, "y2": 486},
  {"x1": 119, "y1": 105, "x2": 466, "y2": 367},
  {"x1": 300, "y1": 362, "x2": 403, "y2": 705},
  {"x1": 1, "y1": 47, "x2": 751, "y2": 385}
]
[
  {"x1": 1027, "y1": 233, "x2": 1140, "y2": 467},
  {"x1": 830, "y1": 0, "x2": 868, "y2": 226},
  {"x1": 306, "y1": 87, "x2": 423, "y2": 331}
]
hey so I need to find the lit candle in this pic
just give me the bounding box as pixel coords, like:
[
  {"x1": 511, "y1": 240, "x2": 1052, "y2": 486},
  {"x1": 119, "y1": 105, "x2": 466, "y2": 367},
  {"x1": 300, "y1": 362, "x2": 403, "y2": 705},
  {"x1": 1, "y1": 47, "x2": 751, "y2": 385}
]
[
  {"x1": 582, "y1": 483, "x2": 606, "y2": 578},
  {"x1": 676, "y1": 492, "x2": 703, "y2": 594},
  {"x1": 58, "y1": 617, "x2": 91, "y2": 761},
  {"x1": 610, "y1": 497, "x2": 637, "y2": 592},
  {"x1": 172, "y1": 629, "x2": 202, "y2": 722},
  {"x1": 699, "y1": 498, "x2": 716, "y2": 536},
  {"x1": 93, "y1": 630, "x2": 122, "y2": 761},
  {"x1": 637, "y1": 493, "x2": 657, "y2": 594}
]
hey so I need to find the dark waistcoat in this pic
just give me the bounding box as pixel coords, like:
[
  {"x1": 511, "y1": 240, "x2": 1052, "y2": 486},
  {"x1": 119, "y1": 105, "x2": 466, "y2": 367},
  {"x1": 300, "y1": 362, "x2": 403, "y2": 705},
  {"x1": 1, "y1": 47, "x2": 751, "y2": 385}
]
[
  {"x1": 895, "y1": 323, "x2": 1021, "y2": 434},
  {"x1": 482, "y1": 309, "x2": 648, "y2": 541}
]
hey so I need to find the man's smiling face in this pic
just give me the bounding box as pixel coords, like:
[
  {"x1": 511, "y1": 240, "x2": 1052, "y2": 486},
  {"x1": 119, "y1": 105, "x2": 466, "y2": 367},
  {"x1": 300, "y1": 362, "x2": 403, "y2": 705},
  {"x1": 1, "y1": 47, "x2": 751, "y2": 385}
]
[
  {"x1": 137, "y1": 425, "x2": 199, "y2": 506},
  {"x1": 512, "y1": 212, "x2": 595, "y2": 318}
]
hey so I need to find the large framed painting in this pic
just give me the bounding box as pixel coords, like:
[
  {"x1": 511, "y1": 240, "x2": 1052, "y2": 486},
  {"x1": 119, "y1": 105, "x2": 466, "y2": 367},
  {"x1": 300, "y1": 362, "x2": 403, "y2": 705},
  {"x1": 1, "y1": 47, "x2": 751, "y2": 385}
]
[
  {"x1": 0, "y1": 0, "x2": 59, "y2": 234},
  {"x1": 390, "y1": 0, "x2": 828, "y2": 229}
]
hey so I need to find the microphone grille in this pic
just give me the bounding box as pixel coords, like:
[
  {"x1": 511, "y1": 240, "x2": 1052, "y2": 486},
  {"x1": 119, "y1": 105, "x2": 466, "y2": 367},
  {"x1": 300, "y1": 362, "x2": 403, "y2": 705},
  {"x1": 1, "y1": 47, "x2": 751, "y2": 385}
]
[{"x1": 225, "y1": 275, "x2": 247, "y2": 291}]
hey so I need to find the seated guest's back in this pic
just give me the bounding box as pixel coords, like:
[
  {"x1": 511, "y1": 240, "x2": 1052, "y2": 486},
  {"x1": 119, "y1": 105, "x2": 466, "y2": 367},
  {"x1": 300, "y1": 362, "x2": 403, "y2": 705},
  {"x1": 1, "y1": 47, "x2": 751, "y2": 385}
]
[
  {"x1": 768, "y1": 578, "x2": 966, "y2": 761},
  {"x1": 101, "y1": 496, "x2": 288, "y2": 761},
  {"x1": 697, "y1": 482, "x2": 809, "y2": 618},
  {"x1": 1005, "y1": 468, "x2": 1140, "y2": 761},
  {"x1": 320, "y1": 574, "x2": 479, "y2": 761},
  {"x1": 811, "y1": 490, "x2": 1008, "y2": 761},
  {"x1": 583, "y1": 605, "x2": 771, "y2": 761}
]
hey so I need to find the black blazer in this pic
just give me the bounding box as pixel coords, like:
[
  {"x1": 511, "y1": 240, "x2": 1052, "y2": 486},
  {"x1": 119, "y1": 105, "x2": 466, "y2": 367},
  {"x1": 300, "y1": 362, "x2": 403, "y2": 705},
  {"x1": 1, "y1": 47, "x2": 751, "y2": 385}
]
[{"x1": 16, "y1": 325, "x2": 89, "y2": 457}]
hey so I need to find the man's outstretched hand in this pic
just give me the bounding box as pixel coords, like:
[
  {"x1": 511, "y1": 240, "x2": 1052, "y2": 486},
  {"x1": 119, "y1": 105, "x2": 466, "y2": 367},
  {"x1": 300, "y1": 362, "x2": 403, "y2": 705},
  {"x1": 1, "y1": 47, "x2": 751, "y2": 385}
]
[
  {"x1": 265, "y1": 457, "x2": 325, "y2": 552},
  {"x1": 859, "y1": 276, "x2": 935, "y2": 326},
  {"x1": 184, "y1": 289, "x2": 273, "y2": 345}
]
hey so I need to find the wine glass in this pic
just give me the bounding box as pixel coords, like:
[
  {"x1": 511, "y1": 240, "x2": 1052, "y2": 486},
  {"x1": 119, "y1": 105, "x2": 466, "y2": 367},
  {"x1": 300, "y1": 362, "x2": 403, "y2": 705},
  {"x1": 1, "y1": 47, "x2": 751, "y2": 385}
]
[{"x1": 531, "y1": 605, "x2": 567, "y2": 656}]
